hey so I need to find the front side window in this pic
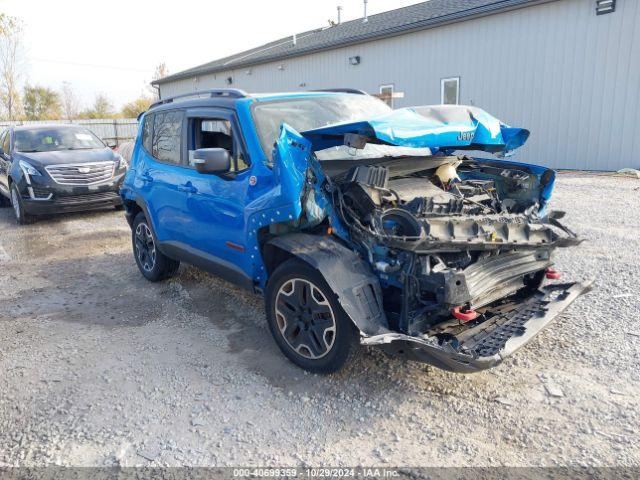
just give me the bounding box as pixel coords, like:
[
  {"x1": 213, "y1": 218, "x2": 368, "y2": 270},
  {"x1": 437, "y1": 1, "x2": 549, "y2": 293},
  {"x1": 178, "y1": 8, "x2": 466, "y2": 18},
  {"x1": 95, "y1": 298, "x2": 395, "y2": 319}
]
[
  {"x1": 188, "y1": 118, "x2": 249, "y2": 172},
  {"x1": 14, "y1": 127, "x2": 104, "y2": 153},
  {"x1": 152, "y1": 110, "x2": 184, "y2": 165},
  {"x1": 441, "y1": 77, "x2": 460, "y2": 105}
]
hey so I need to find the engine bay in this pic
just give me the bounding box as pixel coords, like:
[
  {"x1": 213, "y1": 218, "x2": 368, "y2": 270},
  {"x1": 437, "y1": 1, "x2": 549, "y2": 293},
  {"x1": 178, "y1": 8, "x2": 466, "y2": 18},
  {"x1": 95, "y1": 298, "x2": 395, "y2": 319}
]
[{"x1": 325, "y1": 155, "x2": 581, "y2": 335}]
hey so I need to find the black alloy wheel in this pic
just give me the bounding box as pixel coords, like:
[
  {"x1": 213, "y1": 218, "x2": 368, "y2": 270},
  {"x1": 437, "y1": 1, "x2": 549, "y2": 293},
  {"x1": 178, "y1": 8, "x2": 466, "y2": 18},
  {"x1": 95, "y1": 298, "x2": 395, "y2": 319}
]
[
  {"x1": 274, "y1": 277, "x2": 337, "y2": 360},
  {"x1": 266, "y1": 259, "x2": 358, "y2": 374},
  {"x1": 134, "y1": 221, "x2": 156, "y2": 273},
  {"x1": 131, "y1": 212, "x2": 180, "y2": 282}
]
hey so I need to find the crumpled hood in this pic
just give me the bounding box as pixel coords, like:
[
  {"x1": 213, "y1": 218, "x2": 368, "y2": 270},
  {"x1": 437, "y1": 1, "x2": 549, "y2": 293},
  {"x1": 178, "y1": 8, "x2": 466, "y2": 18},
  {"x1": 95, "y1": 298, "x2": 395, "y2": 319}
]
[{"x1": 301, "y1": 105, "x2": 529, "y2": 157}]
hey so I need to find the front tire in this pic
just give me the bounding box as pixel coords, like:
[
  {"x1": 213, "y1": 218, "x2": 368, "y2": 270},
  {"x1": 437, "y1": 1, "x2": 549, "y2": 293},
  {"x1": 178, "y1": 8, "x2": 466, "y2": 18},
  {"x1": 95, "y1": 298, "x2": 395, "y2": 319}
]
[
  {"x1": 132, "y1": 212, "x2": 180, "y2": 282},
  {"x1": 10, "y1": 184, "x2": 32, "y2": 225},
  {"x1": 265, "y1": 259, "x2": 358, "y2": 374}
]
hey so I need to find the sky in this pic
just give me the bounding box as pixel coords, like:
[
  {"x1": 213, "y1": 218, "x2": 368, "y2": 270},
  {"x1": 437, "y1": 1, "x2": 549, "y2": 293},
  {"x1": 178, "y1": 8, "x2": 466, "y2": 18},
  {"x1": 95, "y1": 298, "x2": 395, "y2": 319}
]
[{"x1": 0, "y1": 0, "x2": 423, "y2": 111}]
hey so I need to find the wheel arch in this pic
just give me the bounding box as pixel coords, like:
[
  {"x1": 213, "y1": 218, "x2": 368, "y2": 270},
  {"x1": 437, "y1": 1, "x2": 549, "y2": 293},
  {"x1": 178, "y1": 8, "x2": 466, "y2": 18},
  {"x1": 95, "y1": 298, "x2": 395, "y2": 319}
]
[
  {"x1": 8, "y1": 158, "x2": 28, "y2": 186},
  {"x1": 125, "y1": 198, "x2": 154, "y2": 233},
  {"x1": 262, "y1": 241, "x2": 296, "y2": 277},
  {"x1": 7, "y1": 172, "x2": 23, "y2": 191},
  {"x1": 125, "y1": 198, "x2": 172, "y2": 258},
  {"x1": 123, "y1": 198, "x2": 143, "y2": 228},
  {"x1": 264, "y1": 233, "x2": 388, "y2": 335}
]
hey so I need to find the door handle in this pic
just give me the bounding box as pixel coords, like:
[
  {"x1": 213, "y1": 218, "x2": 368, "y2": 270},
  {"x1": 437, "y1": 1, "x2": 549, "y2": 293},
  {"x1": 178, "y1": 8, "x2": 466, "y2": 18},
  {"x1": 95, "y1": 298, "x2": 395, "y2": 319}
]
[
  {"x1": 140, "y1": 172, "x2": 153, "y2": 183},
  {"x1": 177, "y1": 183, "x2": 197, "y2": 194}
]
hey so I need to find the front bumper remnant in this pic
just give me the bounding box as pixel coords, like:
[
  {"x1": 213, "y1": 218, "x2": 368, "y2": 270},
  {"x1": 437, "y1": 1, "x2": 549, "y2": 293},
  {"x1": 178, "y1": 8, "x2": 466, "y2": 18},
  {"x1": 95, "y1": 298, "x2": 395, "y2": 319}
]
[{"x1": 361, "y1": 281, "x2": 592, "y2": 373}]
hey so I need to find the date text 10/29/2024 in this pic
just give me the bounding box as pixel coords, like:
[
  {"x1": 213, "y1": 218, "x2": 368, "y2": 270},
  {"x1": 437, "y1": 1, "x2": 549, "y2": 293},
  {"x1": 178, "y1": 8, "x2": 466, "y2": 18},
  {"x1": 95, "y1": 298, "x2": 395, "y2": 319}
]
[{"x1": 233, "y1": 468, "x2": 401, "y2": 478}]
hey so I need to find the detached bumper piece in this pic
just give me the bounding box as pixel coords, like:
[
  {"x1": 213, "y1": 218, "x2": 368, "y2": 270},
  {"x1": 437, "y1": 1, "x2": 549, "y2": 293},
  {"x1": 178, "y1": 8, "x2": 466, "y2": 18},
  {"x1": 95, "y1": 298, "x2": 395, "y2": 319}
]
[{"x1": 362, "y1": 281, "x2": 592, "y2": 373}]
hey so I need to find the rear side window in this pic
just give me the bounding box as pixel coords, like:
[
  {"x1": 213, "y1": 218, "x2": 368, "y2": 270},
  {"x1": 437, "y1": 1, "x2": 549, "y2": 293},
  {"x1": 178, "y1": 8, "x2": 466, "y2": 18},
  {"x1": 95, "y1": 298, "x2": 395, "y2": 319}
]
[
  {"x1": 142, "y1": 114, "x2": 153, "y2": 153},
  {"x1": 152, "y1": 110, "x2": 183, "y2": 165}
]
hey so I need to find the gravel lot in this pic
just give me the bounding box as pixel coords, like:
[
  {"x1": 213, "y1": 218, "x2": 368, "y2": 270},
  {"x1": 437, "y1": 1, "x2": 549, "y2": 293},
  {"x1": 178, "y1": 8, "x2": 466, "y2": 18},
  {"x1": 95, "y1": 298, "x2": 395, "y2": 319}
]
[{"x1": 0, "y1": 174, "x2": 638, "y2": 468}]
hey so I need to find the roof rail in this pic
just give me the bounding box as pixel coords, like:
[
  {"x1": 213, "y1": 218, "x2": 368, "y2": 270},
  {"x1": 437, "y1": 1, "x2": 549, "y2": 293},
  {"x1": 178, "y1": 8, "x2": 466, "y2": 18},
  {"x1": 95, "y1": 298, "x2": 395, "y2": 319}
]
[
  {"x1": 314, "y1": 88, "x2": 368, "y2": 95},
  {"x1": 150, "y1": 88, "x2": 248, "y2": 109}
]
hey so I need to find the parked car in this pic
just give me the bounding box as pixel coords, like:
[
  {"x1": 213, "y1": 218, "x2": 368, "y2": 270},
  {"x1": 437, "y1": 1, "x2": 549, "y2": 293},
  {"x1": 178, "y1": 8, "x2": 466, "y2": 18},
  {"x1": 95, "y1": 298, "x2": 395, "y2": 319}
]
[
  {"x1": 0, "y1": 124, "x2": 127, "y2": 224},
  {"x1": 121, "y1": 89, "x2": 590, "y2": 374}
]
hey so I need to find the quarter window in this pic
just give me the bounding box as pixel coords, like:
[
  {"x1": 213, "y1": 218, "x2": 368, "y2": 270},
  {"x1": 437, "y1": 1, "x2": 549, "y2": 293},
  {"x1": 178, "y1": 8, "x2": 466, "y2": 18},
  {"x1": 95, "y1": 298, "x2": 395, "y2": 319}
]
[
  {"x1": 152, "y1": 110, "x2": 184, "y2": 165},
  {"x1": 441, "y1": 77, "x2": 460, "y2": 105},
  {"x1": 142, "y1": 114, "x2": 153, "y2": 153}
]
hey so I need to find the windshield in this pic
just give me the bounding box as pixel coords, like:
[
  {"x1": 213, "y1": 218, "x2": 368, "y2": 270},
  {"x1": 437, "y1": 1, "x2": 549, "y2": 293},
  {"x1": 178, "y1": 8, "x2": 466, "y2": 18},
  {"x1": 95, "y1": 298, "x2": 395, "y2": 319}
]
[
  {"x1": 14, "y1": 127, "x2": 105, "y2": 153},
  {"x1": 252, "y1": 94, "x2": 431, "y2": 162}
]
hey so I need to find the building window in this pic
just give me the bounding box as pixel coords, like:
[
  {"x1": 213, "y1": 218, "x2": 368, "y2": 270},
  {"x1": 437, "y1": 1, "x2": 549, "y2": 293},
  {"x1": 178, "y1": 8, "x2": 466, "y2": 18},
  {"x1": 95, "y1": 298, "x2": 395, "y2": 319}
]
[
  {"x1": 379, "y1": 84, "x2": 394, "y2": 108},
  {"x1": 441, "y1": 77, "x2": 460, "y2": 105}
]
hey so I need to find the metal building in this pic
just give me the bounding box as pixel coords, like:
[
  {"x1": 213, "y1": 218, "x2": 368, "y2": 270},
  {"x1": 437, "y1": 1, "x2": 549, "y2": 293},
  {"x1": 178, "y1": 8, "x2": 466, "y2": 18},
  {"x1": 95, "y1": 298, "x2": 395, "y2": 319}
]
[{"x1": 154, "y1": 0, "x2": 640, "y2": 171}]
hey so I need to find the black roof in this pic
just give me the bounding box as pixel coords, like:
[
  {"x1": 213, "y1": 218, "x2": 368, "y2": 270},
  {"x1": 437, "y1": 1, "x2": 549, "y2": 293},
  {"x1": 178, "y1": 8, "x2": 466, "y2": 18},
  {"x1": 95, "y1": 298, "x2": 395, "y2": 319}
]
[{"x1": 155, "y1": 0, "x2": 548, "y2": 85}]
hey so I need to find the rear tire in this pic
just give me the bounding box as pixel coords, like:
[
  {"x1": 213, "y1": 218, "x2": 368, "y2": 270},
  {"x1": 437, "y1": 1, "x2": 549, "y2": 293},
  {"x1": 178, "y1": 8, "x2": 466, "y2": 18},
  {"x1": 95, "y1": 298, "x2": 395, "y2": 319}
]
[
  {"x1": 265, "y1": 258, "x2": 358, "y2": 374},
  {"x1": 132, "y1": 212, "x2": 180, "y2": 282},
  {"x1": 10, "y1": 184, "x2": 33, "y2": 225}
]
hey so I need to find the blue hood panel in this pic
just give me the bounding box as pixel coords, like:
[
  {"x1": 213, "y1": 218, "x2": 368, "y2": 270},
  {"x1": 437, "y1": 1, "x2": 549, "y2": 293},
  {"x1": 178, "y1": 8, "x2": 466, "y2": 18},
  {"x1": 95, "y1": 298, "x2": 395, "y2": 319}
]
[{"x1": 301, "y1": 105, "x2": 530, "y2": 157}]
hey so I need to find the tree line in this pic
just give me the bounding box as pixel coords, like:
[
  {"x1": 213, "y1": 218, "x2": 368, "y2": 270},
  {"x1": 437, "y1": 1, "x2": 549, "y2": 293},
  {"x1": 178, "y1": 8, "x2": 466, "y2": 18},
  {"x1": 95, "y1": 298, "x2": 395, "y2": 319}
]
[
  {"x1": 20, "y1": 82, "x2": 157, "y2": 121},
  {"x1": 0, "y1": 14, "x2": 167, "y2": 121}
]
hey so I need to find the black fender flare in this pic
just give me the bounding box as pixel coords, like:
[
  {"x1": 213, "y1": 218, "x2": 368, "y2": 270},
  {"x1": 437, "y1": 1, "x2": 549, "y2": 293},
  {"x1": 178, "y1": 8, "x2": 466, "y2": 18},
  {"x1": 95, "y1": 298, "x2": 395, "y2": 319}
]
[
  {"x1": 265, "y1": 233, "x2": 388, "y2": 335},
  {"x1": 123, "y1": 195, "x2": 154, "y2": 233},
  {"x1": 124, "y1": 196, "x2": 168, "y2": 257}
]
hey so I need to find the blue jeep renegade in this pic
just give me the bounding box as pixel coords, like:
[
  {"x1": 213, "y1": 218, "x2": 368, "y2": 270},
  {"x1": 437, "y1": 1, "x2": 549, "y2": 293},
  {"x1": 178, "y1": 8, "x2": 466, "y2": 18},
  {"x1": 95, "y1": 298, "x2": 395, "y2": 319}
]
[{"x1": 121, "y1": 89, "x2": 589, "y2": 374}]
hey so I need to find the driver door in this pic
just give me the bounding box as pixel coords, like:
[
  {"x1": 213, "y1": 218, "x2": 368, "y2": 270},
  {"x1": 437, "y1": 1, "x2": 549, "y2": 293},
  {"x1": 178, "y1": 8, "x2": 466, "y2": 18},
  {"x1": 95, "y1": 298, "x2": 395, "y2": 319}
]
[{"x1": 174, "y1": 109, "x2": 253, "y2": 286}]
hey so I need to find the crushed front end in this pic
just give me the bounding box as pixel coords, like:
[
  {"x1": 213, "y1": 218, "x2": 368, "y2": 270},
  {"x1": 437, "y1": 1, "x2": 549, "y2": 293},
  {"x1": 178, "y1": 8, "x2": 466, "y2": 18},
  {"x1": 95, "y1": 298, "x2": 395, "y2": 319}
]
[
  {"x1": 271, "y1": 104, "x2": 591, "y2": 372},
  {"x1": 329, "y1": 156, "x2": 590, "y2": 372}
]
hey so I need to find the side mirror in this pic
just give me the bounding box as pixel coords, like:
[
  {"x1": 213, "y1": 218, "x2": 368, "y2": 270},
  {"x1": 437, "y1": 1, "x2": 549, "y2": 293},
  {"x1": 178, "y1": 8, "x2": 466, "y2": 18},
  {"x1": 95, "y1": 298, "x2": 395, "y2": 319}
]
[{"x1": 194, "y1": 148, "x2": 231, "y2": 174}]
